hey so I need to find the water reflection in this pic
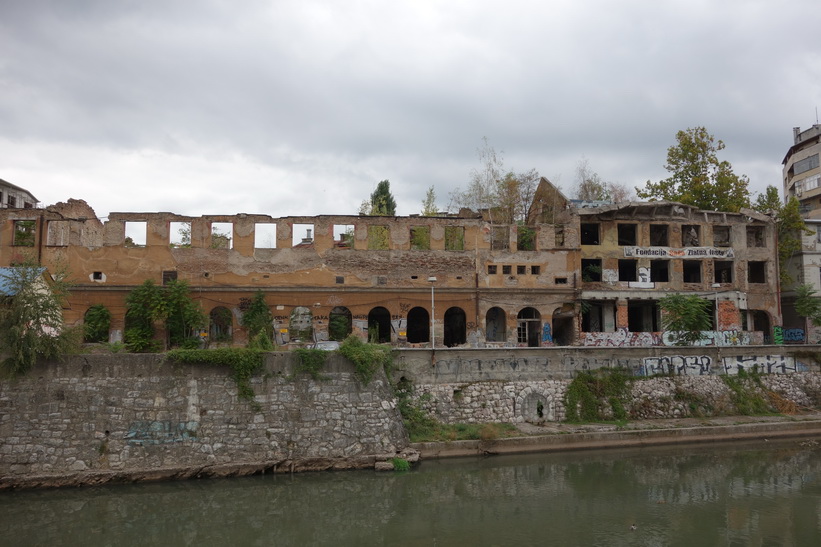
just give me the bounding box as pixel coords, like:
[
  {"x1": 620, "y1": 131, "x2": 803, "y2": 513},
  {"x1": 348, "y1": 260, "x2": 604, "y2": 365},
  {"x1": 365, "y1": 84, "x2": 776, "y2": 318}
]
[{"x1": 1, "y1": 440, "x2": 820, "y2": 546}]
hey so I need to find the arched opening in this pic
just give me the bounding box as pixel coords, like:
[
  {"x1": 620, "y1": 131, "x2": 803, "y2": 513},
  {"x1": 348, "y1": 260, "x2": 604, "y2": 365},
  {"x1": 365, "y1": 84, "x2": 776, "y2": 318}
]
[
  {"x1": 83, "y1": 304, "x2": 111, "y2": 343},
  {"x1": 406, "y1": 306, "x2": 430, "y2": 343},
  {"x1": 289, "y1": 306, "x2": 313, "y2": 343},
  {"x1": 517, "y1": 307, "x2": 542, "y2": 347},
  {"x1": 444, "y1": 307, "x2": 467, "y2": 347},
  {"x1": 522, "y1": 392, "x2": 554, "y2": 423},
  {"x1": 329, "y1": 306, "x2": 352, "y2": 341},
  {"x1": 209, "y1": 306, "x2": 233, "y2": 343},
  {"x1": 751, "y1": 310, "x2": 772, "y2": 344},
  {"x1": 485, "y1": 307, "x2": 506, "y2": 342},
  {"x1": 368, "y1": 306, "x2": 392, "y2": 343}
]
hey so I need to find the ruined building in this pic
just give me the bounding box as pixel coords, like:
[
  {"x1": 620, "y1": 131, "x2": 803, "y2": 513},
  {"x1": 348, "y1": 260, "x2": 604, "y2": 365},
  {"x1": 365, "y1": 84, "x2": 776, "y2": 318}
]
[{"x1": 0, "y1": 179, "x2": 780, "y2": 348}]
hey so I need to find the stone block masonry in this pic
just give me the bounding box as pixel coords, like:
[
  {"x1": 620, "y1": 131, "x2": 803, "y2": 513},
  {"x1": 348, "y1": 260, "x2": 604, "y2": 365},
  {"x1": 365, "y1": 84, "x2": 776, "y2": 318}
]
[{"x1": 0, "y1": 353, "x2": 409, "y2": 488}]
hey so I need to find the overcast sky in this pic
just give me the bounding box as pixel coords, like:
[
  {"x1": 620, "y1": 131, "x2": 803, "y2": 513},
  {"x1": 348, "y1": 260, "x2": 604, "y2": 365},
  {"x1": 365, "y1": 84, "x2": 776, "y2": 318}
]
[{"x1": 2, "y1": 0, "x2": 820, "y2": 220}]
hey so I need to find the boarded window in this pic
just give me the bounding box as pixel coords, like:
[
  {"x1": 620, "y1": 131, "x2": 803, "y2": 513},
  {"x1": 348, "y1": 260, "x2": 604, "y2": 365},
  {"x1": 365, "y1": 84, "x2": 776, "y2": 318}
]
[
  {"x1": 254, "y1": 223, "x2": 277, "y2": 249},
  {"x1": 13, "y1": 220, "x2": 36, "y2": 247},
  {"x1": 444, "y1": 226, "x2": 464, "y2": 250},
  {"x1": 367, "y1": 225, "x2": 389, "y2": 250},
  {"x1": 46, "y1": 220, "x2": 70, "y2": 246}
]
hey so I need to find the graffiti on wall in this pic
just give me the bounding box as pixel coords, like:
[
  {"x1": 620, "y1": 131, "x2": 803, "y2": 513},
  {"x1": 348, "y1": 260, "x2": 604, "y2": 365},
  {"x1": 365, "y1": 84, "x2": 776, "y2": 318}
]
[
  {"x1": 640, "y1": 355, "x2": 713, "y2": 376},
  {"x1": 773, "y1": 326, "x2": 805, "y2": 344},
  {"x1": 434, "y1": 356, "x2": 550, "y2": 374},
  {"x1": 721, "y1": 355, "x2": 808, "y2": 375},
  {"x1": 125, "y1": 421, "x2": 199, "y2": 445},
  {"x1": 542, "y1": 323, "x2": 552, "y2": 344},
  {"x1": 662, "y1": 330, "x2": 751, "y2": 347},
  {"x1": 582, "y1": 329, "x2": 753, "y2": 348},
  {"x1": 627, "y1": 267, "x2": 654, "y2": 289}
]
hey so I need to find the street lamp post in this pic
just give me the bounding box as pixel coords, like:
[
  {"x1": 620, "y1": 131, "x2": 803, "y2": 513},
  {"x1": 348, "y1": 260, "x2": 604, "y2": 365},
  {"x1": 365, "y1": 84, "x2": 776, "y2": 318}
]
[{"x1": 428, "y1": 276, "x2": 437, "y2": 348}]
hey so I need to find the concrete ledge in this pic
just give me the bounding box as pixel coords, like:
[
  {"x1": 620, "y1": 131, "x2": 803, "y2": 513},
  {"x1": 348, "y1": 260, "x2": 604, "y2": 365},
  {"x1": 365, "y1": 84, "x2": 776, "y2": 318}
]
[{"x1": 411, "y1": 420, "x2": 821, "y2": 459}]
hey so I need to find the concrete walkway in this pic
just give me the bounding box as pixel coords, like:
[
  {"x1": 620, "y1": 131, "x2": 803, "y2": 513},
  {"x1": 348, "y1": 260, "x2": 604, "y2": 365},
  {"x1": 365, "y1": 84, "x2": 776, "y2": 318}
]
[{"x1": 411, "y1": 413, "x2": 821, "y2": 459}]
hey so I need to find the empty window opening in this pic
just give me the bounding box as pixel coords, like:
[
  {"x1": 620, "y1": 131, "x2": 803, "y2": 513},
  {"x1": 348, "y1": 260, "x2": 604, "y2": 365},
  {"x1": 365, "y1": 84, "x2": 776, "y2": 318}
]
[
  {"x1": 7, "y1": 195, "x2": 17, "y2": 208},
  {"x1": 334, "y1": 224, "x2": 354, "y2": 249},
  {"x1": 502, "y1": 265, "x2": 512, "y2": 275},
  {"x1": 618, "y1": 259, "x2": 638, "y2": 282},
  {"x1": 292, "y1": 223, "x2": 314, "y2": 248},
  {"x1": 209, "y1": 307, "x2": 233, "y2": 343},
  {"x1": 682, "y1": 225, "x2": 700, "y2": 246},
  {"x1": 169, "y1": 222, "x2": 192, "y2": 248},
  {"x1": 487, "y1": 265, "x2": 497, "y2": 274},
  {"x1": 582, "y1": 259, "x2": 602, "y2": 282},
  {"x1": 254, "y1": 223, "x2": 277, "y2": 249},
  {"x1": 329, "y1": 306, "x2": 353, "y2": 341},
  {"x1": 713, "y1": 225, "x2": 731, "y2": 247},
  {"x1": 555, "y1": 277, "x2": 568, "y2": 284},
  {"x1": 485, "y1": 307, "x2": 507, "y2": 342},
  {"x1": 410, "y1": 226, "x2": 431, "y2": 250},
  {"x1": 124, "y1": 221, "x2": 147, "y2": 247},
  {"x1": 406, "y1": 306, "x2": 430, "y2": 344},
  {"x1": 683, "y1": 260, "x2": 702, "y2": 283},
  {"x1": 92, "y1": 271, "x2": 104, "y2": 281},
  {"x1": 12, "y1": 220, "x2": 35, "y2": 247},
  {"x1": 211, "y1": 222, "x2": 233, "y2": 249},
  {"x1": 650, "y1": 260, "x2": 670, "y2": 282},
  {"x1": 530, "y1": 265, "x2": 540, "y2": 275},
  {"x1": 289, "y1": 306, "x2": 313, "y2": 342},
  {"x1": 746, "y1": 226, "x2": 765, "y2": 248},
  {"x1": 162, "y1": 271, "x2": 178, "y2": 285},
  {"x1": 649, "y1": 224, "x2": 669, "y2": 246},
  {"x1": 444, "y1": 307, "x2": 467, "y2": 347},
  {"x1": 367, "y1": 225, "x2": 389, "y2": 250},
  {"x1": 445, "y1": 226, "x2": 465, "y2": 250},
  {"x1": 554, "y1": 225, "x2": 565, "y2": 247},
  {"x1": 627, "y1": 301, "x2": 659, "y2": 332},
  {"x1": 714, "y1": 261, "x2": 733, "y2": 284},
  {"x1": 748, "y1": 261, "x2": 766, "y2": 283},
  {"x1": 516, "y1": 307, "x2": 541, "y2": 347},
  {"x1": 617, "y1": 224, "x2": 637, "y2": 246},
  {"x1": 582, "y1": 301, "x2": 605, "y2": 332},
  {"x1": 491, "y1": 226, "x2": 510, "y2": 250},
  {"x1": 580, "y1": 223, "x2": 600, "y2": 245},
  {"x1": 517, "y1": 226, "x2": 536, "y2": 251},
  {"x1": 517, "y1": 265, "x2": 526, "y2": 275},
  {"x1": 335, "y1": 276, "x2": 344, "y2": 284}
]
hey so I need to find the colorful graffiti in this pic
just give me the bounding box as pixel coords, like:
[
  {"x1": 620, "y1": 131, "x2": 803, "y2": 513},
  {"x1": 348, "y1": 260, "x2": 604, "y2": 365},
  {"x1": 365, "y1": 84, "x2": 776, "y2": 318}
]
[
  {"x1": 721, "y1": 355, "x2": 808, "y2": 375},
  {"x1": 640, "y1": 355, "x2": 713, "y2": 376},
  {"x1": 773, "y1": 327, "x2": 806, "y2": 343},
  {"x1": 582, "y1": 329, "x2": 753, "y2": 348},
  {"x1": 125, "y1": 421, "x2": 199, "y2": 445},
  {"x1": 542, "y1": 323, "x2": 552, "y2": 344}
]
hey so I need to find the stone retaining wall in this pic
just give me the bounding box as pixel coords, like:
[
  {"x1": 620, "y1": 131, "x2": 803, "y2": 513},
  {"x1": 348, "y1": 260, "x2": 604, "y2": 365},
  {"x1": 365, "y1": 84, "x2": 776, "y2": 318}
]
[{"x1": 0, "y1": 353, "x2": 408, "y2": 486}]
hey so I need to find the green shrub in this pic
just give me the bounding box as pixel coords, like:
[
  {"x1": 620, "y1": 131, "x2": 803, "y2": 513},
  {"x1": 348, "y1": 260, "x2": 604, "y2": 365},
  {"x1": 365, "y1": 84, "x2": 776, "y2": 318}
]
[
  {"x1": 292, "y1": 348, "x2": 328, "y2": 380},
  {"x1": 338, "y1": 335, "x2": 392, "y2": 385},
  {"x1": 83, "y1": 304, "x2": 111, "y2": 343},
  {"x1": 391, "y1": 457, "x2": 410, "y2": 472},
  {"x1": 564, "y1": 368, "x2": 632, "y2": 423},
  {"x1": 166, "y1": 348, "x2": 265, "y2": 406}
]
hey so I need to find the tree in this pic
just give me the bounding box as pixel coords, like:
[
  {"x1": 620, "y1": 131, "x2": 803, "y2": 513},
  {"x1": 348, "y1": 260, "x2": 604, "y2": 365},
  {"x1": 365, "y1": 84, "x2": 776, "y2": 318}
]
[
  {"x1": 363, "y1": 179, "x2": 397, "y2": 216},
  {"x1": 124, "y1": 279, "x2": 205, "y2": 352},
  {"x1": 164, "y1": 280, "x2": 206, "y2": 348},
  {"x1": 573, "y1": 157, "x2": 609, "y2": 201},
  {"x1": 636, "y1": 127, "x2": 751, "y2": 212},
  {"x1": 659, "y1": 293, "x2": 713, "y2": 346},
  {"x1": 608, "y1": 182, "x2": 634, "y2": 204},
  {"x1": 240, "y1": 290, "x2": 274, "y2": 346},
  {"x1": 753, "y1": 186, "x2": 810, "y2": 286},
  {"x1": 0, "y1": 262, "x2": 78, "y2": 374},
  {"x1": 83, "y1": 304, "x2": 111, "y2": 343},
  {"x1": 450, "y1": 138, "x2": 539, "y2": 223},
  {"x1": 794, "y1": 284, "x2": 821, "y2": 327},
  {"x1": 421, "y1": 186, "x2": 438, "y2": 216}
]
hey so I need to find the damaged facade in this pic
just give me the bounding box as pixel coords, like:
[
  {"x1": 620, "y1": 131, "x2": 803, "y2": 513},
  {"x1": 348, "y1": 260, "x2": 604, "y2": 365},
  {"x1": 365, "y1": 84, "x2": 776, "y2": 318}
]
[{"x1": 0, "y1": 181, "x2": 781, "y2": 348}]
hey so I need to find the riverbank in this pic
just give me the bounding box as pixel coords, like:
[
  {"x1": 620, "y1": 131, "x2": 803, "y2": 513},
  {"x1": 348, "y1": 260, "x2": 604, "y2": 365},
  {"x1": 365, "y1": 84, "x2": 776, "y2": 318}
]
[{"x1": 412, "y1": 412, "x2": 821, "y2": 459}]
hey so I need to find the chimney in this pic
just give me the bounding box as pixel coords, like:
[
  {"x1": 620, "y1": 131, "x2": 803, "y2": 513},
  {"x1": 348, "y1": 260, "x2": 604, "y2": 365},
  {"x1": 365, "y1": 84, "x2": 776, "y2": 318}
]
[{"x1": 794, "y1": 126, "x2": 801, "y2": 144}]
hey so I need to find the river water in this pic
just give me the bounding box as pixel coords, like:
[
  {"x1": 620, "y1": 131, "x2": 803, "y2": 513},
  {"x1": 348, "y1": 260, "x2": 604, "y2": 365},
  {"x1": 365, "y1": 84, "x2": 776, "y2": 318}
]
[{"x1": 2, "y1": 440, "x2": 820, "y2": 546}]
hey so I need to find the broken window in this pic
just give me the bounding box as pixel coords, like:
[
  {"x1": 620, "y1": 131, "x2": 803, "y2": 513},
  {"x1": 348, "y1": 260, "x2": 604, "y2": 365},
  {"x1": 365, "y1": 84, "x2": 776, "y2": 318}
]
[
  {"x1": 682, "y1": 225, "x2": 700, "y2": 247},
  {"x1": 748, "y1": 261, "x2": 766, "y2": 283},
  {"x1": 254, "y1": 223, "x2": 277, "y2": 249},
  {"x1": 491, "y1": 226, "x2": 510, "y2": 250},
  {"x1": 517, "y1": 265, "x2": 526, "y2": 275},
  {"x1": 7, "y1": 195, "x2": 17, "y2": 208},
  {"x1": 714, "y1": 260, "x2": 733, "y2": 284},
  {"x1": 683, "y1": 260, "x2": 702, "y2": 283},
  {"x1": 13, "y1": 220, "x2": 36, "y2": 247},
  {"x1": 746, "y1": 226, "x2": 765, "y2": 248},
  {"x1": 487, "y1": 265, "x2": 497, "y2": 274},
  {"x1": 581, "y1": 259, "x2": 602, "y2": 282},
  {"x1": 554, "y1": 225, "x2": 565, "y2": 247},
  {"x1": 502, "y1": 265, "x2": 512, "y2": 275},
  {"x1": 367, "y1": 225, "x2": 389, "y2": 250},
  {"x1": 617, "y1": 224, "x2": 637, "y2": 246},
  {"x1": 618, "y1": 259, "x2": 638, "y2": 282},
  {"x1": 410, "y1": 226, "x2": 431, "y2": 250},
  {"x1": 124, "y1": 221, "x2": 147, "y2": 247},
  {"x1": 530, "y1": 265, "x2": 540, "y2": 275},
  {"x1": 650, "y1": 259, "x2": 670, "y2": 282},
  {"x1": 555, "y1": 277, "x2": 567, "y2": 284},
  {"x1": 211, "y1": 222, "x2": 233, "y2": 249},
  {"x1": 444, "y1": 226, "x2": 464, "y2": 250},
  {"x1": 46, "y1": 220, "x2": 70, "y2": 247},
  {"x1": 169, "y1": 222, "x2": 192, "y2": 248},
  {"x1": 580, "y1": 223, "x2": 600, "y2": 245},
  {"x1": 649, "y1": 224, "x2": 668, "y2": 246},
  {"x1": 581, "y1": 301, "x2": 606, "y2": 332},
  {"x1": 292, "y1": 223, "x2": 314, "y2": 248},
  {"x1": 517, "y1": 226, "x2": 536, "y2": 251},
  {"x1": 333, "y1": 224, "x2": 354, "y2": 249},
  {"x1": 713, "y1": 225, "x2": 731, "y2": 247},
  {"x1": 627, "y1": 301, "x2": 659, "y2": 332}
]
